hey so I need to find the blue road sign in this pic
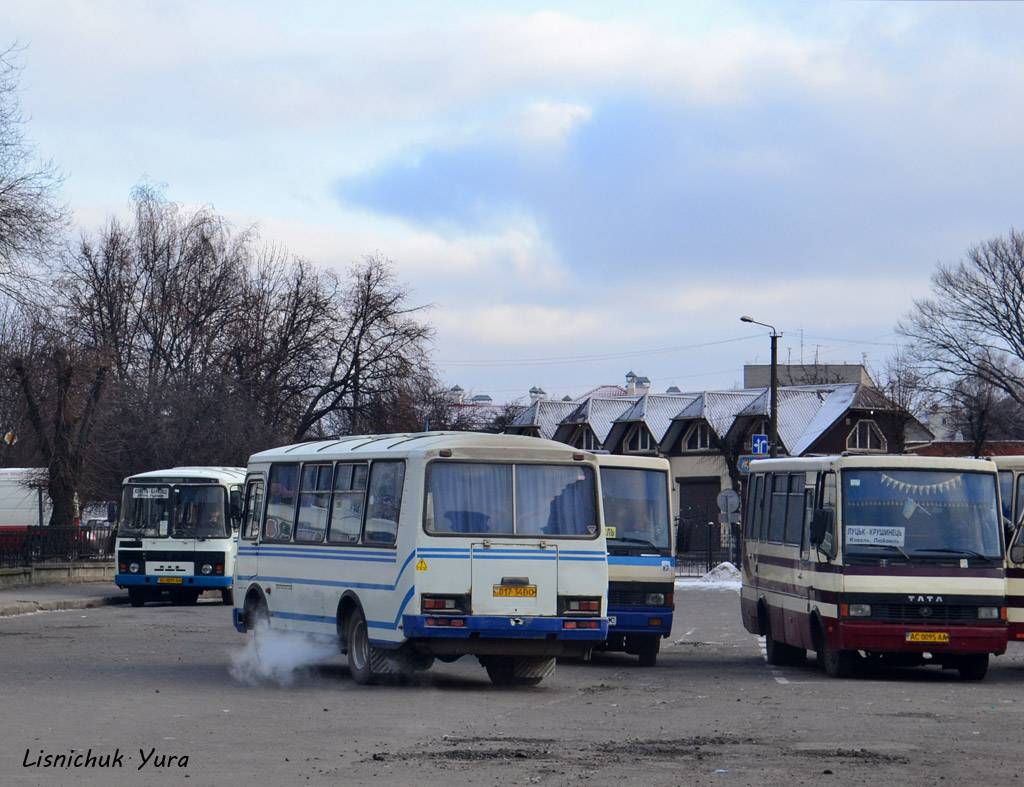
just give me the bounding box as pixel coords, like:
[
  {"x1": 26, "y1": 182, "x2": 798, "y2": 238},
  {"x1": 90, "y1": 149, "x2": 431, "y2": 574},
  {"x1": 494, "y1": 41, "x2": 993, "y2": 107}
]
[{"x1": 752, "y1": 434, "x2": 769, "y2": 455}]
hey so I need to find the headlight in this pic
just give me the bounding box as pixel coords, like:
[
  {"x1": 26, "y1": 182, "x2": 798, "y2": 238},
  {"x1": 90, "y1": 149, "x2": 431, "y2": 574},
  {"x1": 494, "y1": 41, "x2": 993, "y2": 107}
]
[
  {"x1": 645, "y1": 593, "x2": 666, "y2": 606},
  {"x1": 128, "y1": 562, "x2": 141, "y2": 574},
  {"x1": 847, "y1": 603, "x2": 871, "y2": 617},
  {"x1": 200, "y1": 564, "x2": 213, "y2": 575},
  {"x1": 978, "y1": 607, "x2": 1001, "y2": 620}
]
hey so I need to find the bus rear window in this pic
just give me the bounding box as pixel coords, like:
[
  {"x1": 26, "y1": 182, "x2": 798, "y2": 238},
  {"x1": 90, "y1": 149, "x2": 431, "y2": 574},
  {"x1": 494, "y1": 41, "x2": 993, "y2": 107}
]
[{"x1": 425, "y1": 462, "x2": 598, "y2": 537}]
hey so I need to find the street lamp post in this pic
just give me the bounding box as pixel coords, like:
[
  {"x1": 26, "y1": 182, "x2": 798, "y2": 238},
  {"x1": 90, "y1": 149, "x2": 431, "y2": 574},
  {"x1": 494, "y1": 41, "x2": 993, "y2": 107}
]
[{"x1": 741, "y1": 316, "x2": 780, "y2": 458}]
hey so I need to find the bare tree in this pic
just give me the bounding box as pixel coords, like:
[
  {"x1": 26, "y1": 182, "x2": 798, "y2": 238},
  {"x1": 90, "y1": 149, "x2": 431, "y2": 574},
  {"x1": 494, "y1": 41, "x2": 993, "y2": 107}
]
[
  {"x1": 0, "y1": 44, "x2": 67, "y2": 289},
  {"x1": 874, "y1": 349, "x2": 935, "y2": 454},
  {"x1": 9, "y1": 347, "x2": 107, "y2": 526},
  {"x1": 293, "y1": 254, "x2": 434, "y2": 440},
  {"x1": 899, "y1": 229, "x2": 1024, "y2": 408}
]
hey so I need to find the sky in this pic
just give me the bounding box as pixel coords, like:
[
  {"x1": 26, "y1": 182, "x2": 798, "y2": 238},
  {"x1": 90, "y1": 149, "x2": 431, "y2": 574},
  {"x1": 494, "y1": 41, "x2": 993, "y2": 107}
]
[{"x1": 5, "y1": 1, "x2": 1024, "y2": 403}]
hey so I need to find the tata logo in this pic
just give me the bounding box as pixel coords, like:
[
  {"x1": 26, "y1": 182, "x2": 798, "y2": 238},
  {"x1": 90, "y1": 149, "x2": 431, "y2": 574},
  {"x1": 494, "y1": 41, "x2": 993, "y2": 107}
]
[{"x1": 907, "y1": 595, "x2": 944, "y2": 603}]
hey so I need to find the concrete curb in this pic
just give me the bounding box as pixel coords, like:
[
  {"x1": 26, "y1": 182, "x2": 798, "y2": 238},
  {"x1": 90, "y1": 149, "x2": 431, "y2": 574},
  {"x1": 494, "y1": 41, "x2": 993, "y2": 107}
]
[{"x1": 0, "y1": 594, "x2": 126, "y2": 618}]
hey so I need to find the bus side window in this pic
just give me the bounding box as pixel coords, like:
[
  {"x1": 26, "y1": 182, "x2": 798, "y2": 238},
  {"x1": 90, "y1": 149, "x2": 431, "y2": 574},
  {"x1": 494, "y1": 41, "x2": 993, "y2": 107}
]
[
  {"x1": 265, "y1": 464, "x2": 298, "y2": 542},
  {"x1": 767, "y1": 473, "x2": 788, "y2": 542},
  {"x1": 744, "y1": 475, "x2": 763, "y2": 542},
  {"x1": 242, "y1": 481, "x2": 264, "y2": 541},
  {"x1": 327, "y1": 463, "x2": 366, "y2": 544},
  {"x1": 783, "y1": 473, "x2": 804, "y2": 545},
  {"x1": 363, "y1": 461, "x2": 405, "y2": 546},
  {"x1": 295, "y1": 464, "x2": 331, "y2": 544}
]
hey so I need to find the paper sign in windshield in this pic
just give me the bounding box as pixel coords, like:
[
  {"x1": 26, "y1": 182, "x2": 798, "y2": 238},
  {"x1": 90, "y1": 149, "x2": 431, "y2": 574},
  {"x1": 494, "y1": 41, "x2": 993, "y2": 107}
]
[{"x1": 846, "y1": 526, "x2": 905, "y2": 547}]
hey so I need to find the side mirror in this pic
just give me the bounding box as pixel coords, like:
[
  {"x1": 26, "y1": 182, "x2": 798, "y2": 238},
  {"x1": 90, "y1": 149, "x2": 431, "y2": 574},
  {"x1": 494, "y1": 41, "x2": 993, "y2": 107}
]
[
  {"x1": 1011, "y1": 543, "x2": 1024, "y2": 564},
  {"x1": 810, "y1": 508, "x2": 836, "y2": 558},
  {"x1": 230, "y1": 490, "x2": 243, "y2": 530}
]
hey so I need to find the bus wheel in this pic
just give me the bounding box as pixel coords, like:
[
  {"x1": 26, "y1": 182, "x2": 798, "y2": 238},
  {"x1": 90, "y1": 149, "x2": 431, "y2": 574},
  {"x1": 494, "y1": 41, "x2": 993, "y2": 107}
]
[
  {"x1": 245, "y1": 595, "x2": 269, "y2": 633},
  {"x1": 637, "y1": 636, "x2": 660, "y2": 667},
  {"x1": 818, "y1": 633, "x2": 855, "y2": 678},
  {"x1": 483, "y1": 656, "x2": 516, "y2": 686},
  {"x1": 347, "y1": 610, "x2": 377, "y2": 685},
  {"x1": 764, "y1": 617, "x2": 805, "y2": 666},
  {"x1": 958, "y1": 653, "x2": 989, "y2": 681},
  {"x1": 128, "y1": 588, "x2": 146, "y2": 608},
  {"x1": 171, "y1": 589, "x2": 199, "y2": 606},
  {"x1": 221, "y1": 588, "x2": 234, "y2": 606}
]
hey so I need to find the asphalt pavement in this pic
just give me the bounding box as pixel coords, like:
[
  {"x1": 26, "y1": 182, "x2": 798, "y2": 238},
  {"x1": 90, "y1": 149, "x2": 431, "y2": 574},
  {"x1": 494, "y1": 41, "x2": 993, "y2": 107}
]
[{"x1": 0, "y1": 581, "x2": 126, "y2": 617}]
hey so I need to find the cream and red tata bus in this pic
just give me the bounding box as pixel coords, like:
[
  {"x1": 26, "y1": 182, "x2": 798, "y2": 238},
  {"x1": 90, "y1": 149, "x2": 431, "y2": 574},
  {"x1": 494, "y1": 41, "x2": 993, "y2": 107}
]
[{"x1": 740, "y1": 454, "x2": 1007, "y2": 680}]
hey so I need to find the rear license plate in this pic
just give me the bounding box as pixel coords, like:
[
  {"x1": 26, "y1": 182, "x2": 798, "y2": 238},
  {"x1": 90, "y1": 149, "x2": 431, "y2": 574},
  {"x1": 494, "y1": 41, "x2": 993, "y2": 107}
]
[
  {"x1": 493, "y1": 585, "x2": 537, "y2": 598},
  {"x1": 157, "y1": 577, "x2": 184, "y2": 585},
  {"x1": 906, "y1": 631, "x2": 949, "y2": 643}
]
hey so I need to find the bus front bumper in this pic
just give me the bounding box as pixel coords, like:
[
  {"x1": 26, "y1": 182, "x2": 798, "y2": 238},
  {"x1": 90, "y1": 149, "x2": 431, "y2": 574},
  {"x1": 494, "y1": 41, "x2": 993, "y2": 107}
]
[
  {"x1": 115, "y1": 574, "x2": 233, "y2": 589},
  {"x1": 835, "y1": 620, "x2": 1008, "y2": 656},
  {"x1": 608, "y1": 607, "x2": 673, "y2": 636}
]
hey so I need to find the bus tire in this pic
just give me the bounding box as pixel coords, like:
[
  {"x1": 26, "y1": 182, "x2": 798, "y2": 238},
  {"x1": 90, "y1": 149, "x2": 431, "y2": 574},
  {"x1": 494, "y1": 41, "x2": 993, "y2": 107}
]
[
  {"x1": 817, "y1": 627, "x2": 855, "y2": 678},
  {"x1": 637, "y1": 636, "x2": 660, "y2": 667},
  {"x1": 171, "y1": 589, "x2": 199, "y2": 606},
  {"x1": 347, "y1": 609, "x2": 377, "y2": 685},
  {"x1": 221, "y1": 588, "x2": 234, "y2": 606},
  {"x1": 958, "y1": 653, "x2": 989, "y2": 681},
  {"x1": 764, "y1": 616, "x2": 805, "y2": 666},
  {"x1": 128, "y1": 587, "x2": 147, "y2": 608},
  {"x1": 483, "y1": 656, "x2": 516, "y2": 686},
  {"x1": 243, "y1": 592, "x2": 268, "y2": 632}
]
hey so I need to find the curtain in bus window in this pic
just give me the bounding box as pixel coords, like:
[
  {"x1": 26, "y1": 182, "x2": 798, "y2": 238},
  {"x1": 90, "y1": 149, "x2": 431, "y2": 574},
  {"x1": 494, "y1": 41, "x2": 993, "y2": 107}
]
[
  {"x1": 745, "y1": 475, "x2": 763, "y2": 541},
  {"x1": 768, "y1": 474, "x2": 788, "y2": 542},
  {"x1": 425, "y1": 462, "x2": 513, "y2": 534},
  {"x1": 364, "y1": 461, "x2": 405, "y2": 545},
  {"x1": 516, "y1": 465, "x2": 597, "y2": 536},
  {"x1": 783, "y1": 474, "x2": 805, "y2": 545}
]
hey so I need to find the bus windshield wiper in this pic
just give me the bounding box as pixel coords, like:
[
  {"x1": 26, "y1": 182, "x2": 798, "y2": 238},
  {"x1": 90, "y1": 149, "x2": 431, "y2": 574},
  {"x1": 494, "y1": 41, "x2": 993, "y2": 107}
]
[
  {"x1": 859, "y1": 543, "x2": 912, "y2": 561},
  {"x1": 911, "y1": 547, "x2": 991, "y2": 560},
  {"x1": 610, "y1": 536, "x2": 660, "y2": 549}
]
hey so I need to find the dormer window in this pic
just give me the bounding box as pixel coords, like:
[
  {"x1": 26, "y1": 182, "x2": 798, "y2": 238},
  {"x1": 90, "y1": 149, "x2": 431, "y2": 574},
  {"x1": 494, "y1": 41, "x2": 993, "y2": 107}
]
[
  {"x1": 846, "y1": 419, "x2": 887, "y2": 452},
  {"x1": 625, "y1": 425, "x2": 655, "y2": 454},
  {"x1": 573, "y1": 426, "x2": 601, "y2": 451},
  {"x1": 684, "y1": 422, "x2": 711, "y2": 451}
]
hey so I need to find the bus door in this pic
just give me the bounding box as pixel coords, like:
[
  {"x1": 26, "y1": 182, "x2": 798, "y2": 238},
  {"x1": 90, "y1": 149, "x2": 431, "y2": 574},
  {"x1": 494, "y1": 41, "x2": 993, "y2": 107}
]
[
  {"x1": 235, "y1": 476, "x2": 265, "y2": 605},
  {"x1": 1006, "y1": 470, "x2": 1024, "y2": 642},
  {"x1": 470, "y1": 542, "x2": 558, "y2": 616}
]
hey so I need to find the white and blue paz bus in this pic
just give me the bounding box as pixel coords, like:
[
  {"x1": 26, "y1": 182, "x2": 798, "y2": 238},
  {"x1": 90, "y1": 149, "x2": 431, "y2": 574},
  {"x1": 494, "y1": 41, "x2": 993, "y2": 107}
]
[
  {"x1": 232, "y1": 432, "x2": 609, "y2": 686},
  {"x1": 116, "y1": 467, "x2": 246, "y2": 607}
]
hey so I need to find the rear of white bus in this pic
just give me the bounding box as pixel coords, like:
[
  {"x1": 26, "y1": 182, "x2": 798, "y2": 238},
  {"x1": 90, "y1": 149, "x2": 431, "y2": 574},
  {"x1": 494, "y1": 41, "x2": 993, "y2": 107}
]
[{"x1": 404, "y1": 449, "x2": 609, "y2": 684}]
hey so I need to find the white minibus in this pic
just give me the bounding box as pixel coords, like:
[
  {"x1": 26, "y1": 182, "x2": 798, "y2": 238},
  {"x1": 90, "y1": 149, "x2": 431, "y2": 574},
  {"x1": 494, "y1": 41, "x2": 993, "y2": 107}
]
[
  {"x1": 741, "y1": 454, "x2": 1007, "y2": 680},
  {"x1": 596, "y1": 454, "x2": 675, "y2": 666},
  {"x1": 232, "y1": 432, "x2": 609, "y2": 686},
  {"x1": 115, "y1": 467, "x2": 246, "y2": 606}
]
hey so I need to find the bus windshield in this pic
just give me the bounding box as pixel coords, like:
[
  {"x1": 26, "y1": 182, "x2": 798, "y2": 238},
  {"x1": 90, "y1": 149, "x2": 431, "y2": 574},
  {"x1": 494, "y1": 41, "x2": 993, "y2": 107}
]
[
  {"x1": 425, "y1": 462, "x2": 598, "y2": 537},
  {"x1": 120, "y1": 484, "x2": 229, "y2": 539},
  {"x1": 841, "y1": 469, "x2": 1002, "y2": 561},
  {"x1": 600, "y1": 466, "x2": 672, "y2": 552}
]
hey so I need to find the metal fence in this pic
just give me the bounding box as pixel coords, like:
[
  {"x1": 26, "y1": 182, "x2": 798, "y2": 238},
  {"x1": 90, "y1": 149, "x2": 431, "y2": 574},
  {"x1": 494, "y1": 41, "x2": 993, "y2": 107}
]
[
  {"x1": 0, "y1": 525, "x2": 116, "y2": 568},
  {"x1": 674, "y1": 520, "x2": 741, "y2": 576}
]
